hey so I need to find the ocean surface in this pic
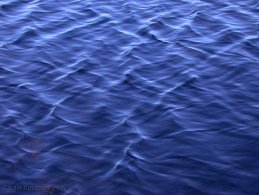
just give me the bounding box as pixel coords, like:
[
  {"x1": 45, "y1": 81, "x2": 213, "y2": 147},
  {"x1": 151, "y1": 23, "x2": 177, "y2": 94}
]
[{"x1": 0, "y1": 0, "x2": 258, "y2": 194}]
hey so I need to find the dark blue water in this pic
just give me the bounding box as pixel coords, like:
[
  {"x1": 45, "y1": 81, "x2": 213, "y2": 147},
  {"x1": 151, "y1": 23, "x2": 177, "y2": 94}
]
[{"x1": 0, "y1": 0, "x2": 259, "y2": 194}]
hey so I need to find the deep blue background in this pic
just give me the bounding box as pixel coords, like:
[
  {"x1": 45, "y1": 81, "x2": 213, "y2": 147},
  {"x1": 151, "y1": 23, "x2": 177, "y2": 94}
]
[{"x1": 0, "y1": 0, "x2": 259, "y2": 194}]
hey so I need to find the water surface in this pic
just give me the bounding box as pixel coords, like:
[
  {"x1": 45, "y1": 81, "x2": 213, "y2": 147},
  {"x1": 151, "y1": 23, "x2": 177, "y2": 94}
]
[{"x1": 0, "y1": 0, "x2": 259, "y2": 194}]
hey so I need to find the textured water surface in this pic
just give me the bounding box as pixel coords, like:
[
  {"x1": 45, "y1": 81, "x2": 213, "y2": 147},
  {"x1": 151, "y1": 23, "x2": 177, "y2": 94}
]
[{"x1": 0, "y1": 0, "x2": 259, "y2": 194}]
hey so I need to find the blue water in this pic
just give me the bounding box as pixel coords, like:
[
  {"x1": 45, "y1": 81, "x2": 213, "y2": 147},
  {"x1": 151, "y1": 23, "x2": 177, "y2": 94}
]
[{"x1": 0, "y1": 0, "x2": 259, "y2": 194}]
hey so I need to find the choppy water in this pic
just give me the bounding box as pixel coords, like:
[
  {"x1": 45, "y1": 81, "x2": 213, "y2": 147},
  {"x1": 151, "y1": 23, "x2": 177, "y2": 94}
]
[{"x1": 0, "y1": 0, "x2": 259, "y2": 194}]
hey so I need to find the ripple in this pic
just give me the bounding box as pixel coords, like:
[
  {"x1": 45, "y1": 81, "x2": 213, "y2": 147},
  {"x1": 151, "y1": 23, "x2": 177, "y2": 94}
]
[{"x1": 0, "y1": 0, "x2": 259, "y2": 194}]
